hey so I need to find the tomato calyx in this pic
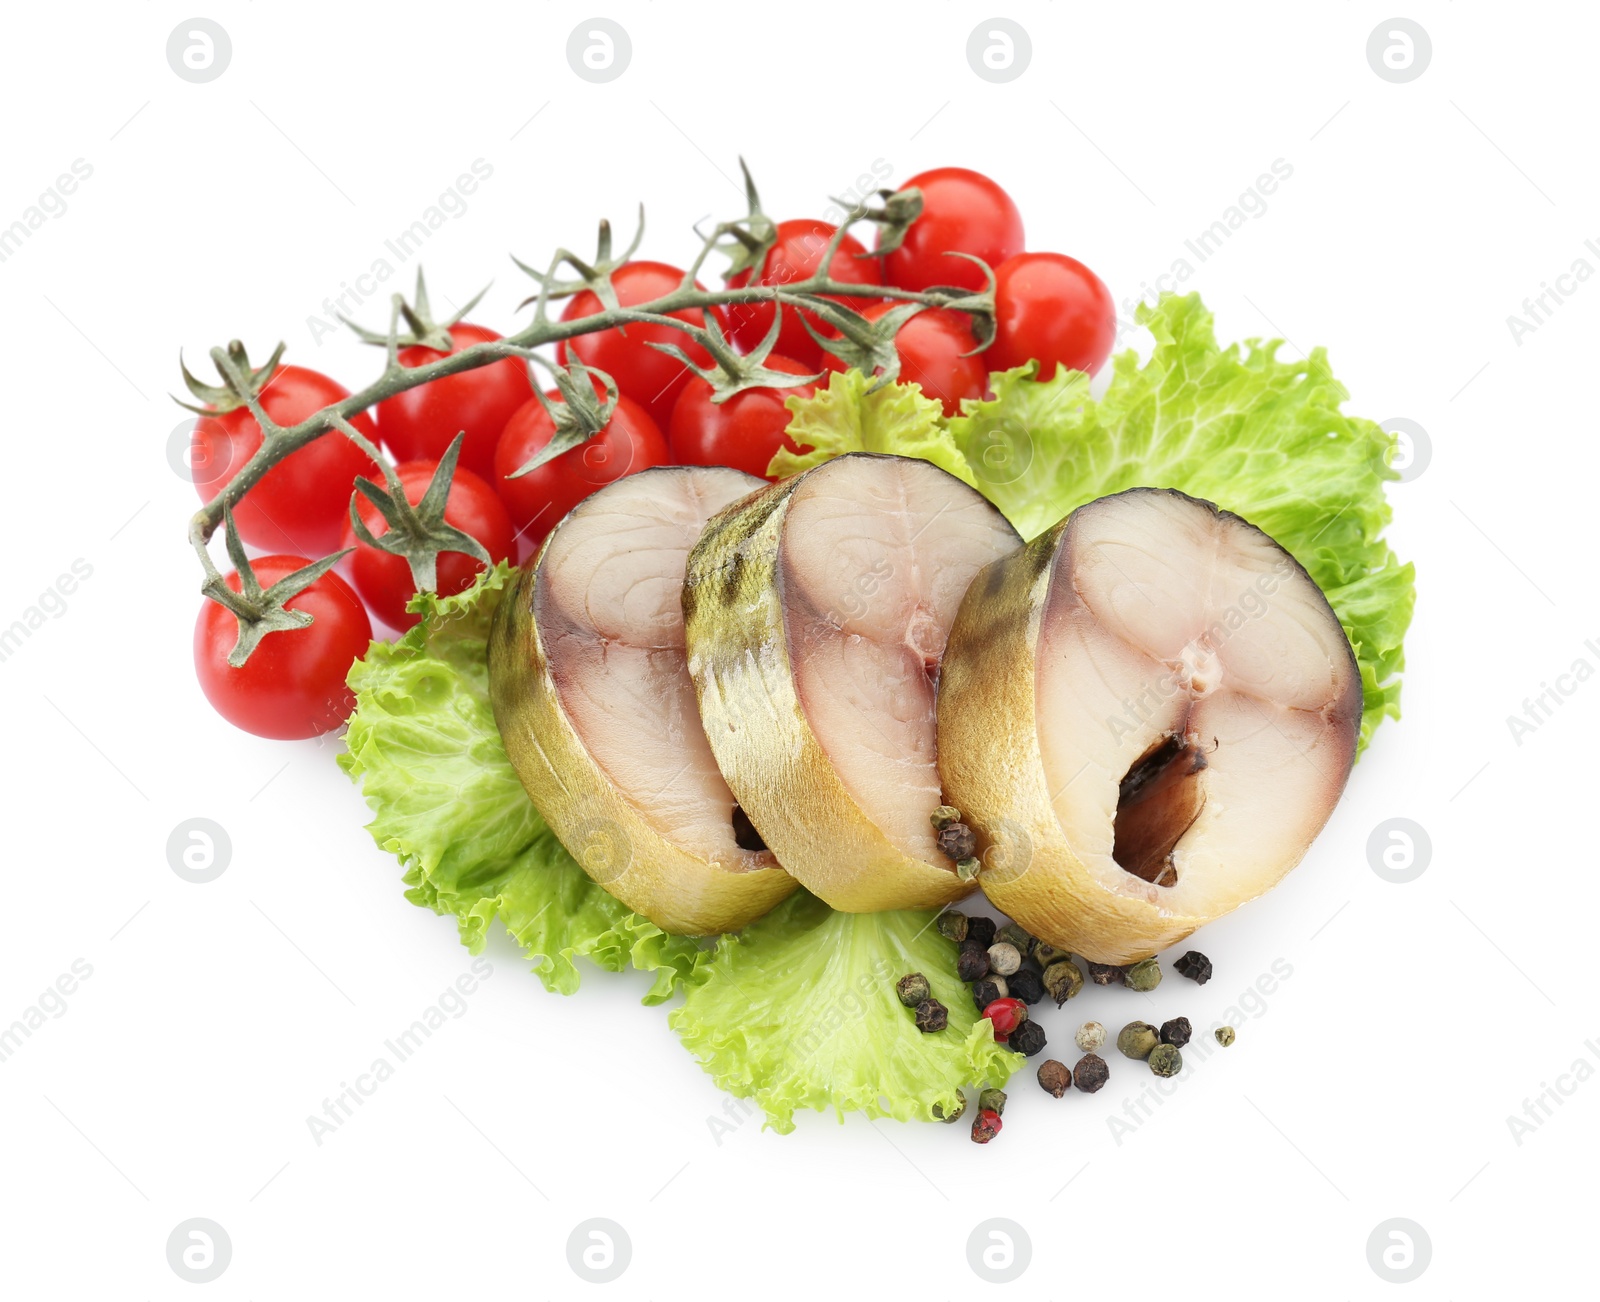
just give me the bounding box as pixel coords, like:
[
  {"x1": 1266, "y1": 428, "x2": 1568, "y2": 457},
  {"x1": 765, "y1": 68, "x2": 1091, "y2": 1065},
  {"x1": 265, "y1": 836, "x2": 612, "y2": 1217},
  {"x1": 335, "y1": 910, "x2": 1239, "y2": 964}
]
[
  {"x1": 342, "y1": 428, "x2": 490, "y2": 595},
  {"x1": 903, "y1": 253, "x2": 1000, "y2": 352},
  {"x1": 803, "y1": 299, "x2": 926, "y2": 384},
  {"x1": 505, "y1": 357, "x2": 624, "y2": 478},
  {"x1": 177, "y1": 338, "x2": 287, "y2": 416},
  {"x1": 342, "y1": 268, "x2": 490, "y2": 354},
  {"x1": 198, "y1": 507, "x2": 353, "y2": 667},
  {"x1": 514, "y1": 206, "x2": 647, "y2": 316},
  {"x1": 703, "y1": 158, "x2": 779, "y2": 283},
  {"x1": 652, "y1": 306, "x2": 822, "y2": 405},
  {"x1": 851, "y1": 185, "x2": 922, "y2": 258}
]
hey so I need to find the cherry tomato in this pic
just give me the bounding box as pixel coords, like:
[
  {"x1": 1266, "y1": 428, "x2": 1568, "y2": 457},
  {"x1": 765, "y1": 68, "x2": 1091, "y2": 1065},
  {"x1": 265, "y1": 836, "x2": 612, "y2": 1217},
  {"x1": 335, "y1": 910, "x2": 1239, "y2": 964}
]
[
  {"x1": 558, "y1": 261, "x2": 728, "y2": 429},
  {"x1": 989, "y1": 252, "x2": 1117, "y2": 380},
  {"x1": 190, "y1": 366, "x2": 380, "y2": 556},
  {"x1": 374, "y1": 323, "x2": 532, "y2": 481},
  {"x1": 821, "y1": 304, "x2": 987, "y2": 417},
  {"x1": 881, "y1": 167, "x2": 1025, "y2": 293},
  {"x1": 667, "y1": 354, "x2": 816, "y2": 481},
  {"x1": 341, "y1": 461, "x2": 514, "y2": 631},
  {"x1": 726, "y1": 219, "x2": 883, "y2": 367},
  {"x1": 194, "y1": 556, "x2": 372, "y2": 740},
  {"x1": 493, "y1": 388, "x2": 669, "y2": 555}
]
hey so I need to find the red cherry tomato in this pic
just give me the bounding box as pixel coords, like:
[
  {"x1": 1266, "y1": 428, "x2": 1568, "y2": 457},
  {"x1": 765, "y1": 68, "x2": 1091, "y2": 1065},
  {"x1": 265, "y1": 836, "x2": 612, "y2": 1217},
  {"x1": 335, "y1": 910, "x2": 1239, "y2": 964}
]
[
  {"x1": 982, "y1": 997, "x2": 1027, "y2": 1039},
  {"x1": 493, "y1": 389, "x2": 669, "y2": 556},
  {"x1": 190, "y1": 366, "x2": 379, "y2": 556},
  {"x1": 989, "y1": 252, "x2": 1117, "y2": 380},
  {"x1": 881, "y1": 167, "x2": 1025, "y2": 293},
  {"x1": 821, "y1": 304, "x2": 987, "y2": 417},
  {"x1": 374, "y1": 323, "x2": 532, "y2": 480},
  {"x1": 726, "y1": 219, "x2": 883, "y2": 367},
  {"x1": 668, "y1": 354, "x2": 816, "y2": 481},
  {"x1": 341, "y1": 461, "x2": 514, "y2": 631},
  {"x1": 194, "y1": 556, "x2": 372, "y2": 740},
  {"x1": 558, "y1": 262, "x2": 728, "y2": 430}
]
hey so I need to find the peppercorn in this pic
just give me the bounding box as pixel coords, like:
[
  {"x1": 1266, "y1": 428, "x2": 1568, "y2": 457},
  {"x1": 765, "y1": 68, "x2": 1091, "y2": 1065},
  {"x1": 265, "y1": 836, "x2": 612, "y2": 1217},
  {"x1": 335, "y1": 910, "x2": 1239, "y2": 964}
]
[
  {"x1": 965, "y1": 916, "x2": 997, "y2": 949},
  {"x1": 896, "y1": 972, "x2": 931, "y2": 1007},
  {"x1": 937, "y1": 822, "x2": 978, "y2": 861},
  {"x1": 988, "y1": 942, "x2": 1022, "y2": 977},
  {"x1": 1087, "y1": 962, "x2": 1124, "y2": 986},
  {"x1": 1042, "y1": 959, "x2": 1083, "y2": 1005},
  {"x1": 1117, "y1": 1021, "x2": 1160, "y2": 1060},
  {"x1": 934, "y1": 1092, "x2": 967, "y2": 1123},
  {"x1": 1160, "y1": 1016, "x2": 1192, "y2": 1048},
  {"x1": 1075, "y1": 1021, "x2": 1107, "y2": 1053},
  {"x1": 971, "y1": 977, "x2": 1007, "y2": 1009},
  {"x1": 1073, "y1": 1053, "x2": 1109, "y2": 1093},
  {"x1": 995, "y1": 922, "x2": 1034, "y2": 954},
  {"x1": 1009, "y1": 1020, "x2": 1047, "y2": 1056},
  {"x1": 983, "y1": 997, "x2": 1028, "y2": 1039},
  {"x1": 936, "y1": 910, "x2": 969, "y2": 943},
  {"x1": 971, "y1": 1108, "x2": 1003, "y2": 1144},
  {"x1": 1007, "y1": 966, "x2": 1044, "y2": 1005},
  {"x1": 1033, "y1": 942, "x2": 1069, "y2": 967},
  {"x1": 1215, "y1": 1026, "x2": 1236, "y2": 1047},
  {"x1": 1174, "y1": 950, "x2": 1213, "y2": 985},
  {"x1": 914, "y1": 999, "x2": 948, "y2": 1033},
  {"x1": 1036, "y1": 1059, "x2": 1072, "y2": 1098},
  {"x1": 956, "y1": 856, "x2": 981, "y2": 882},
  {"x1": 978, "y1": 1087, "x2": 1007, "y2": 1116},
  {"x1": 956, "y1": 946, "x2": 990, "y2": 983},
  {"x1": 1148, "y1": 1043, "x2": 1182, "y2": 1077},
  {"x1": 1123, "y1": 957, "x2": 1163, "y2": 991}
]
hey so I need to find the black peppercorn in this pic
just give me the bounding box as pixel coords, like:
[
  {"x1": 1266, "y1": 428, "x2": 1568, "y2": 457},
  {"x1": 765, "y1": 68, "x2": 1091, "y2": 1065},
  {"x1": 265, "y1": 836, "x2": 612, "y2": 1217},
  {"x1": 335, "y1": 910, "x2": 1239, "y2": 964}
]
[
  {"x1": 956, "y1": 946, "x2": 990, "y2": 983},
  {"x1": 1160, "y1": 1016, "x2": 1192, "y2": 1047},
  {"x1": 914, "y1": 999, "x2": 948, "y2": 1033},
  {"x1": 1087, "y1": 962, "x2": 1124, "y2": 986},
  {"x1": 971, "y1": 977, "x2": 1007, "y2": 1009},
  {"x1": 1174, "y1": 950, "x2": 1213, "y2": 985},
  {"x1": 1036, "y1": 1059, "x2": 1072, "y2": 1098},
  {"x1": 1008, "y1": 1019, "x2": 1047, "y2": 1056},
  {"x1": 936, "y1": 822, "x2": 978, "y2": 861},
  {"x1": 1073, "y1": 1053, "x2": 1109, "y2": 1093},
  {"x1": 896, "y1": 973, "x2": 932, "y2": 1007},
  {"x1": 966, "y1": 916, "x2": 997, "y2": 949},
  {"x1": 936, "y1": 911, "x2": 969, "y2": 943},
  {"x1": 1007, "y1": 967, "x2": 1045, "y2": 1005}
]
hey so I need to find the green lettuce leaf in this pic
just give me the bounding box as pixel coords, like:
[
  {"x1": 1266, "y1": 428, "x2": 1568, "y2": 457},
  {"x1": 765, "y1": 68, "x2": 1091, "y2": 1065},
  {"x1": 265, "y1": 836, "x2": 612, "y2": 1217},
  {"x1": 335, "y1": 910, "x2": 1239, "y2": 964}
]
[
  {"x1": 945, "y1": 293, "x2": 1415, "y2": 751},
  {"x1": 338, "y1": 564, "x2": 703, "y2": 1002},
  {"x1": 670, "y1": 891, "x2": 1022, "y2": 1132},
  {"x1": 769, "y1": 367, "x2": 976, "y2": 484}
]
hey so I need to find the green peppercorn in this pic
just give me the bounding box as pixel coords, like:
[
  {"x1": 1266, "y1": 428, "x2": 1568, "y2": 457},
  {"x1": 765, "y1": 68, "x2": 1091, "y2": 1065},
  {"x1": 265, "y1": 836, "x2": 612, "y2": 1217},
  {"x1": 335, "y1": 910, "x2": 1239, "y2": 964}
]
[
  {"x1": 1160, "y1": 1016, "x2": 1192, "y2": 1047},
  {"x1": 1075, "y1": 1021, "x2": 1107, "y2": 1053},
  {"x1": 978, "y1": 1087, "x2": 1007, "y2": 1116},
  {"x1": 896, "y1": 973, "x2": 931, "y2": 1007},
  {"x1": 1036, "y1": 1059, "x2": 1072, "y2": 1098},
  {"x1": 1117, "y1": 1021, "x2": 1160, "y2": 1060},
  {"x1": 1042, "y1": 959, "x2": 1083, "y2": 1005},
  {"x1": 914, "y1": 999, "x2": 948, "y2": 1033},
  {"x1": 988, "y1": 942, "x2": 1022, "y2": 977},
  {"x1": 995, "y1": 922, "x2": 1033, "y2": 954},
  {"x1": 1033, "y1": 942, "x2": 1069, "y2": 967},
  {"x1": 934, "y1": 1092, "x2": 967, "y2": 1123},
  {"x1": 936, "y1": 910, "x2": 969, "y2": 943},
  {"x1": 956, "y1": 856, "x2": 982, "y2": 883},
  {"x1": 931, "y1": 805, "x2": 962, "y2": 830},
  {"x1": 1123, "y1": 957, "x2": 1163, "y2": 992},
  {"x1": 1073, "y1": 1053, "x2": 1109, "y2": 1093},
  {"x1": 1215, "y1": 1026, "x2": 1236, "y2": 1047},
  {"x1": 1148, "y1": 1043, "x2": 1182, "y2": 1077}
]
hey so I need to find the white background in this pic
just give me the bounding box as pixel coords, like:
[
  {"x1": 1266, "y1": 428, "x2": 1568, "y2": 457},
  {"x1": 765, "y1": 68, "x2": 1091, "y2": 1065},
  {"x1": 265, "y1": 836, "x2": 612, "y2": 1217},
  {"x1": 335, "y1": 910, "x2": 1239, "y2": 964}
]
[{"x1": 0, "y1": 2, "x2": 1593, "y2": 1297}]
